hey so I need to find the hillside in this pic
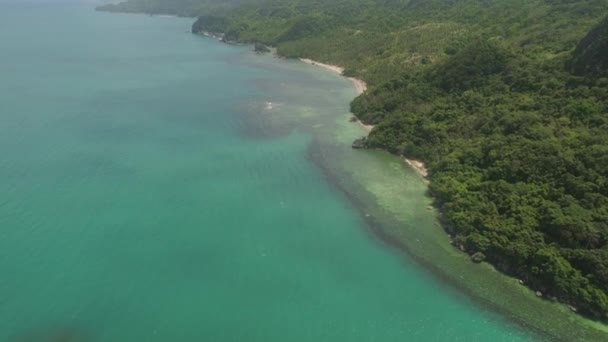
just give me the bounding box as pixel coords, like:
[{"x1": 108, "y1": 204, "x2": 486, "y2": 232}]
[
  {"x1": 570, "y1": 16, "x2": 608, "y2": 76},
  {"x1": 98, "y1": 0, "x2": 608, "y2": 320}
]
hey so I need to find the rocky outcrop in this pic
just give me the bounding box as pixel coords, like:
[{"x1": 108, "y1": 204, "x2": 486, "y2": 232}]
[
  {"x1": 192, "y1": 16, "x2": 229, "y2": 35},
  {"x1": 254, "y1": 42, "x2": 271, "y2": 53},
  {"x1": 471, "y1": 252, "x2": 486, "y2": 263},
  {"x1": 352, "y1": 137, "x2": 368, "y2": 149},
  {"x1": 570, "y1": 16, "x2": 608, "y2": 76}
]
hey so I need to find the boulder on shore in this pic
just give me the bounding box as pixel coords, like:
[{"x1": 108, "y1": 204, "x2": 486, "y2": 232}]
[
  {"x1": 352, "y1": 137, "x2": 368, "y2": 149},
  {"x1": 254, "y1": 42, "x2": 271, "y2": 53},
  {"x1": 471, "y1": 252, "x2": 486, "y2": 263}
]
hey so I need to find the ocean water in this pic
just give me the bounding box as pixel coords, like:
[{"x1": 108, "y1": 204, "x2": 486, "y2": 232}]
[{"x1": 0, "y1": 2, "x2": 559, "y2": 341}]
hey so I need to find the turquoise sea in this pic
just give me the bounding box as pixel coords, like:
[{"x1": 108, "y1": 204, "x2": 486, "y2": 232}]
[{"x1": 0, "y1": 2, "x2": 568, "y2": 341}]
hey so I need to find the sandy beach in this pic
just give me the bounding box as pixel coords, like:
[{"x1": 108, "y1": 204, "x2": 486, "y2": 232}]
[
  {"x1": 300, "y1": 59, "x2": 371, "y2": 129},
  {"x1": 300, "y1": 58, "x2": 368, "y2": 95}
]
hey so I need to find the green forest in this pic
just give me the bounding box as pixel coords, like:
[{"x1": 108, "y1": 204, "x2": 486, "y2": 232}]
[{"x1": 98, "y1": 0, "x2": 608, "y2": 320}]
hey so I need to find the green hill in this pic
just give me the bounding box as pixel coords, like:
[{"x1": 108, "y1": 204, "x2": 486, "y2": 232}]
[{"x1": 98, "y1": 0, "x2": 608, "y2": 321}]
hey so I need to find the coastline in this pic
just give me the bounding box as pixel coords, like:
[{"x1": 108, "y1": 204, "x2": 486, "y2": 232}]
[
  {"x1": 300, "y1": 58, "x2": 429, "y2": 180},
  {"x1": 93, "y1": 10, "x2": 608, "y2": 338},
  {"x1": 403, "y1": 158, "x2": 428, "y2": 178},
  {"x1": 297, "y1": 54, "x2": 608, "y2": 340},
  {"x1": 199, "y1": 31, "x2": 606, "y2": 339},
  {"x1": 300, "y1": 58, "x2": 368, "y2": 96}
]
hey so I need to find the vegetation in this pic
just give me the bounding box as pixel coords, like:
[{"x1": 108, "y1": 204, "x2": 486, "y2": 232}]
[
  {"x1": 570, "y1": 16, "x2": 608, "y2": 77},
  {"x1": 98, "y1": 0, "x2": 608, "y2": 320}
]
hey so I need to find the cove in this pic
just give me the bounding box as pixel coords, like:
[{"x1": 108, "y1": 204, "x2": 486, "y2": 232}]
[{"x1": 0, "y1": 2, "x2": 602, "y2": 341}]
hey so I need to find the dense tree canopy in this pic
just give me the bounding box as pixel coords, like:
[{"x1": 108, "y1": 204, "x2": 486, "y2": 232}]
[{"x1": 98, "y1": 0, "x2": 608, "y2": 320}]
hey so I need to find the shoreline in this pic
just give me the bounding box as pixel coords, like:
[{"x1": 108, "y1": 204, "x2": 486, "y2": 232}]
[
  {"x1": 300, "y1": 54, "x2": 606, "y2": 341},
  {"x1": 300, "y1": 58, "x2": 430, "y2": 179},
  {"x1": 403, "y1": 158, "x2": 428, "y2": 178},
  {"x1": 96, "y1": 10, "x2": 608, "y2": 338},
  {"x1": 300, "y1": 58, "x2": 368, "y2": 96},
  {"x1": 197, "y1": 29, "x2": 603, "y2": 338},
  {"x1": 307, "y1": 146, "x2": 553, "y2": 342}
]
